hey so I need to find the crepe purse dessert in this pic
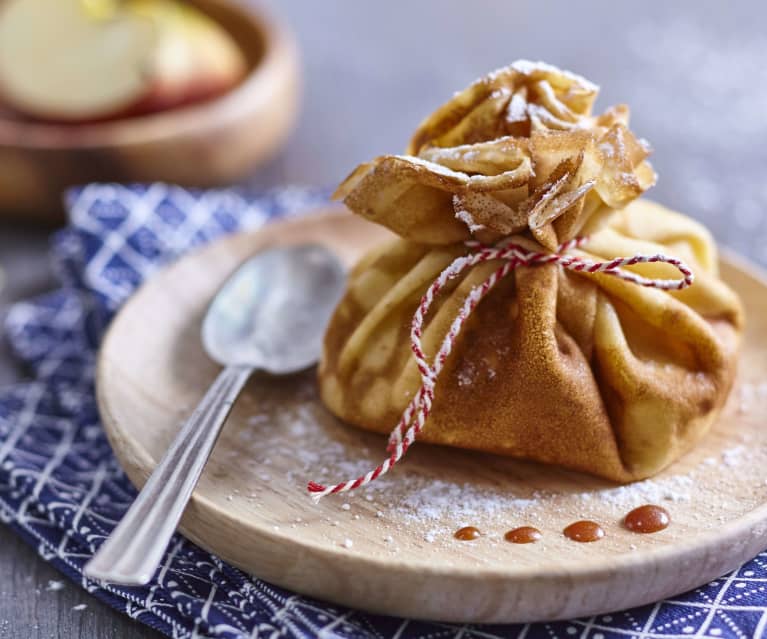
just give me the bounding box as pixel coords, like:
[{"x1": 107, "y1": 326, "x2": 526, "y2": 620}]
[{"x1": 309, "y1": 60, "x2": 744, "y2": 500}]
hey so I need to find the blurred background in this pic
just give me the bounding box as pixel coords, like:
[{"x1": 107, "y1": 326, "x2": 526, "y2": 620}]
[
  {"x1": 260, "y1": 1, "x2": 767, "y2": 262},
  {"x1": 0, "y1": 1, "x2": 765, "y2": 636}
]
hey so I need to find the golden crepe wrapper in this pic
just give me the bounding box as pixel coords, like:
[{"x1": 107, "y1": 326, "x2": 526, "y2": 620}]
[
  {"x1": 321, "y1": 61, "x2": 743, "y2": 482},
  {"x1": 334, "y1": 60, "x2": 656, "y2": 251}
]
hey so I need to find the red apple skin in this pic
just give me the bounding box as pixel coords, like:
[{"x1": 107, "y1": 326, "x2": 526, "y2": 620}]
[
  {"x1": 0, "y1": 72, "x2": 244, "y2": 125},
  {"x1": 29, "y1": 72, "x2": 243, "y2": 125},
  {"x1": 0, "y1": 41, "x2": 247, "y2": 125},
  {"x1": 123, "y1": 69, "x2": 246, "y2": 119}
]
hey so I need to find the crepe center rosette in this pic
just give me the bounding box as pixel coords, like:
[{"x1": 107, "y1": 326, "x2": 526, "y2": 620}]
[{"x1": 334, "y1": 60, "x2": 657, "y2": 251}]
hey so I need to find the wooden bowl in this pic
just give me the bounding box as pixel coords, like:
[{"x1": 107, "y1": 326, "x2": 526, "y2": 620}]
[{"x1": 0, "y1": 0, "x2": 300, "y2": 223}]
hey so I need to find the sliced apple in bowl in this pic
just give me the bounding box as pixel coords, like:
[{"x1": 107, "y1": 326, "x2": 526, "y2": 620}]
[{"x1": 0, "y1": 0, "x2": 247, "y2": 122}]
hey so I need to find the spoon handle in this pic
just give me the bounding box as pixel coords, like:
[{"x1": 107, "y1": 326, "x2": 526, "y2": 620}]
[{"x1": 84, "y1": 365, "x2": 253, "y2": 585}]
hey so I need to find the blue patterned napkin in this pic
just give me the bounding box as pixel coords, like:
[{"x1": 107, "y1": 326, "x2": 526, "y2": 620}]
[{"x1": 1, "y1": 183, "x2": 765, "y2": 639}]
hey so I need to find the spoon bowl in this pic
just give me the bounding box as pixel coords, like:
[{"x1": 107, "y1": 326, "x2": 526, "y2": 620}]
[{"x1": 202, "y1": 244, "x2": 346, "y2": 373}]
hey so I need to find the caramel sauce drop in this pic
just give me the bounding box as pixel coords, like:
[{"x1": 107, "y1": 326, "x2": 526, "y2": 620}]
[
  {"x1": 454, "y1": 526, "x2": 481, "y2": 541},
  {"x1": 504, "y1": 526, "x2": 542, "y2": 544},
  {"x1": 624, "y1": 504, "x2": 670, "y2": 534},
  {"x1": 563, "y1": 520, "x2": 605, "y2": 542}
]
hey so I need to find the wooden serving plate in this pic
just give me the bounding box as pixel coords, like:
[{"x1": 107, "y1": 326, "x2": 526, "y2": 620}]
[
  {"x1": 0, "y1": 0, "x2": 299, "y2": 222},
  {"x1": 97, "y1": 209, "x2": 767, "y2": 623}
]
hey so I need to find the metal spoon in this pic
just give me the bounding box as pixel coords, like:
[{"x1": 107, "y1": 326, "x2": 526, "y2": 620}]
[{"x1": 84, "y1": 244, "x2": 346, "y2": 585}]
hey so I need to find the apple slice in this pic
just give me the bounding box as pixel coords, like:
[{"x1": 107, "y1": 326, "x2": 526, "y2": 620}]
[
  {"x1": 123, "y1": 0, "x2": 248, "y2": 116},
  {"x1": 0, "y1": 0, "x2": 247, "y2": 122}
]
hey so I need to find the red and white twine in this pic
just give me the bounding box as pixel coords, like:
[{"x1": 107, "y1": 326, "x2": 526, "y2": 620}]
[{"x1": 308, "y1": 236, "x2": 694, "y2": 501}]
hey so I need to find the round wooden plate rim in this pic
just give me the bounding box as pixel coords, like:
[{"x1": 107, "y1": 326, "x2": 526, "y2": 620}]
[
  {"x1": 96, "y1": 211, "x2": 767, "y2": 578},
  {"x1": 97, "y1": 210, "x2": 767, "y2": 580},
  {"x1": 0, "y1": 1, "x2": 296, "y2": 149}
]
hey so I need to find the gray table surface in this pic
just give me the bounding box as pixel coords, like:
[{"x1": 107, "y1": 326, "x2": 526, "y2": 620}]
[{"x1": 1, "y1": 1, "x2": 765, "y2": 637}]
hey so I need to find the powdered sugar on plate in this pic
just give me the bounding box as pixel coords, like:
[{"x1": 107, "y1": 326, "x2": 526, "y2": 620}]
[{"x1": 221, "y1": 367, "x2": 767, "y2": 549}]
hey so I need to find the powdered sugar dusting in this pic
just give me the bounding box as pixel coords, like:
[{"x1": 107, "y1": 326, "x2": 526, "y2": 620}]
[
  {"x1": 506, "y1": 91, "x2": 528, "y2": 124},
  {"x1": 219, "y1": 367, "x2": 767, "y2": 554},
  {"x1": 454, "y1": 208, "x2": 485, "y2": 234},
  {"x1": 392, "y1": 154, "x2": 467, "y2": 179},
  {"x1": 508, "y1": 59, "x2": 599, "y2": 92},
  {"x1": 722, "y1": 446, "x2": 746, "y2": 469},
  {"x1": 576, "y1": 474, "x2": 695, "y2": 506},
  {"x1": 394, "y1": 479, "x2": 541, "y2": 524}
]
